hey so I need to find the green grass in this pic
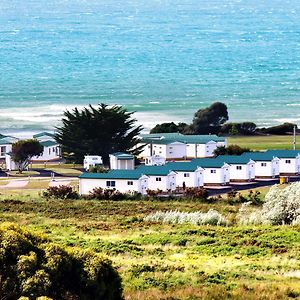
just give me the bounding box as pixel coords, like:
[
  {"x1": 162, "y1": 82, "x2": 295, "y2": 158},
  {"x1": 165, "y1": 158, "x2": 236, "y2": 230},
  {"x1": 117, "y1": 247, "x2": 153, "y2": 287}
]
[
  {"x1": 228, "y1": 135, "x2": 299, "y2": 151},
  {"x1": 0, "y1": 195, "x2": 299, "y2": 300}
]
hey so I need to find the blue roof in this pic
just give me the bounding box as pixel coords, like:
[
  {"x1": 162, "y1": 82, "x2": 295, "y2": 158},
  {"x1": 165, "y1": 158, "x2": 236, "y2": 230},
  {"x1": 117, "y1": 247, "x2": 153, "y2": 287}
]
[
  {"x1": 79, "y1": 169, "x2": 145, "y2": 180},
  {"x1": 0, "y1": 136, "x2": 18, "y2": 145},
  {"x1": 111, "y1": 152, "x2": 134, "y2": 160},
  {"x1": 136, "y1": 165, "x2": 175, "y2": 175},
  {"x1": 40, "y1": 140, "x2": 58, "y2": 147},
  {"x1": 141, "y1": 133, "x2": 226, "y2": 145},
  {"x1": 265, "y1": 150, "x2": 300, "y2": 158},
  {"x1": 217, "y1": 155, "x2": 254, "y2": 164},
  {"x1": 165, "y1": 162, "x2": 201, "y2": 172},
  {"x1": 33, "y1": 132, "x2": 55, "y2": 138},
  {"x1": 191, "y1": 158, "x2": 228, "y2": 168},
  {"x1": 241, "y1": 152, "x2": 278, "y2": 161}
]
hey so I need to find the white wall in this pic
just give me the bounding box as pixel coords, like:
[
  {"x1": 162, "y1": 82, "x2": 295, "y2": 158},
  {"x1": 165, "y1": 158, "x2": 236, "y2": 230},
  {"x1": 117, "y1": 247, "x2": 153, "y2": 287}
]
[
  {"x1": 254, "y1": 159, "x2": 280, "y2": 178},
  {"x1": 0, "y1": 144, "x2": 12, "y2": 159},
  {"x1": 229, "y1": 163, "x2": 255, "y2": 181},
  {"x1": 203, "y1": 167, "x2": 230, "y2": 185},
  {"x1": 147, "y1": 172, "x2": 176, "y2": 191},
  {"x1": 110, "y1": 156, "x2": 135, "y2": 170},
  {"x1": 278, "y1": 157, "x2": 300, "y2": 174},
  {"x1": 32, "y1": 145, "x2": 60, "y2": 161},
  {"x1": 166, "y1": 143, "x2": 186, "y2": 159},
  {"x1": 79, "y1": 177, "x2": 148, "y2": 195},
  {"x1": 175, "y1": 170, "x2": 204, "y2": 188}
]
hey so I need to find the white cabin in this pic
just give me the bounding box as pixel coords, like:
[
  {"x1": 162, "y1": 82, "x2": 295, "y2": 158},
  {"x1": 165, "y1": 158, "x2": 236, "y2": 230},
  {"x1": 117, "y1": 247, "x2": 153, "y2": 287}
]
[
  {"x1": 109, "y1": 152, "x2": 135, "y2": 170},
  {"x1": 145, "y1": 155, "x2": 166, "y2": 166},
  {"x1": 137, "y1": 165, "x2": 177, "y2": 191},
  {"x1": 84, "y1": 155, "x2": 103, "y2": 171},
  {"x1": 218, "y1": 155, "x2": 255, "y2": 182},
  {"x1": 166, "y1": 162, "x2": 204, "y2": 188},
  {"x1": 242, "y1": 153, "x2": 280, "y2": 178},
  {"x1": 5, "y1": 153, "x2": 17, "y2": 171},
  {"x1": 0, "y1": 136, "x2": 18, "y2": 159},
  {"x1": 79, "y1": 170, "x2": 149, "y2": 195},
  {"x1": 266, "y1": 150, "x2": 300, "y2": 176},
  {"x1": 193, "y1": 158, "x2": 230, "y2": 186},
  {"x1": 31, "y1": 140, "x2": 61, "y2": 162}
]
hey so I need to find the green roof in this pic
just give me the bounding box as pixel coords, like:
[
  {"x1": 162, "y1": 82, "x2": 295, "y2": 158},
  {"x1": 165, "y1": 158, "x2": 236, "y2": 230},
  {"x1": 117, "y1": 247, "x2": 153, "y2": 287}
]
[
  {"x1": 217, "y1": 155, "x2": 254, "y2": 164},
  {"x1": 141, "y1": 133, "x2": 226, "y2": 145},
  {"x1": 0, "y1": 136, "x2": 18, "y2": 145},
  {"x1": 33, "y1": 132, "x2": 55, "y2": 138},
  {"x1": 111, "y1": 152, "x2": 134, "y2": 160},
  {"x1": 165, "y1": 162, "x2": 201, "y2": 172},
  {"x1": 191, "y1": 158, "x2": 228, "y2": 168},
  {"x1": 241, "y1": 152, "x2": 278, "y2": 161},
  {"x1": 40, "y1": 140, "x2": 58, "y2": 147},
  {"x1": 265, "y1": 150, "x2": 300, "y2": 158},
  {"x1": 136, "y1": 165, "x2": 175, "y2": 176},
  {"x1": 79, "y1": 170, "x2": 145, "y2": 180}
]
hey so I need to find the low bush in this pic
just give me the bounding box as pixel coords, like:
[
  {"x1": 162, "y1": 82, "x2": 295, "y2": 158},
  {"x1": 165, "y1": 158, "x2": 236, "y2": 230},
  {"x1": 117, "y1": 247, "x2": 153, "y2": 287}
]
[
  {"x1": 183, "y1": 187, "x2": 209, "y2": 200},
  {"x1": 0, "y1": 222, "x2": 123, "y2": 300},
  {"x1": 42, "y1": 185, "x2": 79, "y2": 200},
  {"x1": 144, "y1": 210, "x2": 230, "y2": 226},
  {"x1": 238, "y1": 183, "x2": 300, "y2": 225},
  {"x1": 87, "y1": 187, "x2": 142, "y2": 201}
]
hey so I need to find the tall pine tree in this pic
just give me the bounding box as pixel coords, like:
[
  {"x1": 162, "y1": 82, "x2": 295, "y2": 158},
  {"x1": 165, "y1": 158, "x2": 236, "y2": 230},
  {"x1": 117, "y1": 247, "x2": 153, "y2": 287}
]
[{"x1": 55, "y1": 104, "x2": 143, "y2": 164}]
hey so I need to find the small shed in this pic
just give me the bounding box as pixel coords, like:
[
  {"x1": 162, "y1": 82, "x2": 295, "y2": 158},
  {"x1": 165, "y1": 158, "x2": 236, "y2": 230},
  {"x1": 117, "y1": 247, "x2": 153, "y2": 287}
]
[
  {"x1": 109, "y1": 152, "x2": 135, "y2": 170},
  {"x1": 145, "y1": 155, "x2": 166, "y2": 166},
  {"x1": 84, "y1": 155, "x2": 103, "y2": 171}
]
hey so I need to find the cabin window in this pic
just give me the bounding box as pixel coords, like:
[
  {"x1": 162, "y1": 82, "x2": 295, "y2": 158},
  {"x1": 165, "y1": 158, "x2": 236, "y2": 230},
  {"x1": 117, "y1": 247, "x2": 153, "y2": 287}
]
[
  {"x1": 169, "y1": 151, "x2": 173, "y2": 154},
  {"x1": 0, "y1": 146, "x2": 6, "y2": 156},
  {"x1": 261, "y1": 163, "x2": 267, "y2": 167},
  {"x1": 127, "y1": 181, "x2": 133, "y2": 185},
  {"x1": 210, "y1": 170, "x2": 216, "y2": 174},
  {"x1": 285, "y1": 160, "x2": 291, "y2": 164},
  {"x1": 184, "y1": 173, "x2": 190, "y2": 177},
  {"x1": 156, "y1": 177, "x2": 162, "y2": 181},
  {"x1": 48, "y1": 148, "x2": 51, "y2": 155},
  {"x1": 169, "y1": 147, "x2": 173, "y2": 149},
  {"x1": 106, "y1": 181, "x2": 116, "y2": 187},
  {"x1": 236, "y1": 166, "x2": 242, "y2": 170},
  {"x1": 148, "y1": 145, "x2": 151, "y2": 148}
]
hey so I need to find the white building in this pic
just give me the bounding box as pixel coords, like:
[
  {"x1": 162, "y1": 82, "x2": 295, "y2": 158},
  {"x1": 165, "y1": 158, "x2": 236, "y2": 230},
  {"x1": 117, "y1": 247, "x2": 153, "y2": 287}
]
[
  {"x1": 165, "y1": 162, "x2": 204, "y2": 188},
  {"x1": 84, "y1": 155, "x2": 103, "y2": 171},
  {"x1": 79, "y1": 170, "x2": 149, "y2": 195},
  {"x1": 139, "y1": 133, "x2": 227, "y2": 160},
  {"x1": 266, "y1": 150, "x2": 300, "y2": 176},
  {"x1": 192, "y1": 158, "x2": 230, "y2": 186},
  {"x1": 136, "y1": 165, "x2": 177, "y2": 191},
  {"x1": 33, "y1": 132, "x2": 56, "y2": 142},
  {"x1": 31, "y1": 140, "x2": 61, "y2": 162},
  {"x1": 145, "y1": 155, "x2": 166, "y2": 166},
  {"x1": 217, "y1": 155, "x2": 255, "y2": 182},
  {"x1": 109, "y1": 152, "x2": 135, "y2": 170},
  {"x1": 241, "y1": 152, "x2": 280, "y2": 179},
  {"x1": 5, "y1": 153, "x2": 17, "y2": 171},
  {"x1": 0, "y1": 136, "x2": 18, "y2": 160}
]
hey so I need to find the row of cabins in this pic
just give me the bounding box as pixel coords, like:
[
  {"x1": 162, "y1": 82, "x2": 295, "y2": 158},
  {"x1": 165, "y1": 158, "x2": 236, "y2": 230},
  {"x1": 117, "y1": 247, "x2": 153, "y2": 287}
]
[
  {"x1": 138, "y1": 133, "x2": 227, "y2": 159},
  {"x1": 79, "y1": 150, "x2": 300, "y2": 195},
  {"x1": 0, "y1": 132, "x2": 61, "y2": 169}
]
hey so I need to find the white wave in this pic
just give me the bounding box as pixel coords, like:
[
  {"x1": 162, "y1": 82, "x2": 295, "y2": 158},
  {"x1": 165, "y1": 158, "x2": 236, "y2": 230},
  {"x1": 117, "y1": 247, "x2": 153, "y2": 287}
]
[{"x1": 286, "y1": 103, "x2": 300, "y2": 106}]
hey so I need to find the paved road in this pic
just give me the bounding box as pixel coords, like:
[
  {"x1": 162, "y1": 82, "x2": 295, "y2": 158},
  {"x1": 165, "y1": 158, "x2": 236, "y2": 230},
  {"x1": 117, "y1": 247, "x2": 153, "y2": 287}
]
[
  {"x1": 0, "y1": 169, "x2": 63, "y2": 178},
  {"x1": 207, "y1": 176, "x2": 300, "y2": 197}
]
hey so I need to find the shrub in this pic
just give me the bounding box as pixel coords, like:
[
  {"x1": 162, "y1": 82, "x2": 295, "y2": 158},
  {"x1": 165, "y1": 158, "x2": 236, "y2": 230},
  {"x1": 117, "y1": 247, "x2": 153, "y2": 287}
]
[
  {"x1": 238, "y1": 183, "x2": 300, "y2": 225},
  {"x1": 87, "y1": 187, "x2": 142, "y2": 201},
  {"x1": 144, "y1": 210, "x2": 229, "y2": 226},
  {"x1": 88, "y1": 165, "x2": 108, "y2": 173},
  {"x1": 183, "y1": 187, "x2": 209, "y2": 200},
  {"x1": 42, "y1": 185, "x2": 79, "y2": 200},
  {"x1": 0, "y1": 223, "x2": 123, "y2": 300}
]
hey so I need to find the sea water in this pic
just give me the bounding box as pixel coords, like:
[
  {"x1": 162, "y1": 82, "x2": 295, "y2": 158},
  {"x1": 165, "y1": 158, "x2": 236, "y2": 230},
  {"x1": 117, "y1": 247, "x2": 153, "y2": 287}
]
[{"x1": 1, "y1": 0, "x2": 300, "y2": 135}]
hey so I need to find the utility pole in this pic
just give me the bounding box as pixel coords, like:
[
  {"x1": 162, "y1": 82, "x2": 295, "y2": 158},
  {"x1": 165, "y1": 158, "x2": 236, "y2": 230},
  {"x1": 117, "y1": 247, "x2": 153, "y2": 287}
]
[{"x1": 293, "y1": 125, "x2": 297, "y2": 150}]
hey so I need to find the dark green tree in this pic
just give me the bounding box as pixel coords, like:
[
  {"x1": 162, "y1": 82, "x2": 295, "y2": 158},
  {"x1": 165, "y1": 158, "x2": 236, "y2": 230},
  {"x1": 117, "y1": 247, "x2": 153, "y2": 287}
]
[
  {"x1": 213, "y1": 144, "x2": 250, "y2": 156},
  {"x1": 11, "y1": 139, "x2": 43, "y2": 173},
  {"x1": 55, "y1": 104, "x2": 143, "y2": 164},
  {"x1": 150, "y1": 122, "x2": 188, "y2": 134},
  {"x1": 190, "y1": 102, "x2": 229, "y2": 134}
]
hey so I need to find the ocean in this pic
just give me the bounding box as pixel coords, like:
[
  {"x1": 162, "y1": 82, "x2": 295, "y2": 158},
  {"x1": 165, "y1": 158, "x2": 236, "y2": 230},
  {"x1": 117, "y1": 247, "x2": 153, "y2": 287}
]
[{"x1": 1, "y1": 0, "x2": 300, "y2": 136}]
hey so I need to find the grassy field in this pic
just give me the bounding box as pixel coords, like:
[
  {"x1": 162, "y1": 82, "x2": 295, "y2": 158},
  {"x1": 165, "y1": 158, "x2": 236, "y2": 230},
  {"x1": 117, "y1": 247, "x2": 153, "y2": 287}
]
[
  {"x1": 0, "y1": 192, "x2": 299, "y2": 299},
  {"x1": 228, "y1": 135, "x2": 299, "y2": 151}
]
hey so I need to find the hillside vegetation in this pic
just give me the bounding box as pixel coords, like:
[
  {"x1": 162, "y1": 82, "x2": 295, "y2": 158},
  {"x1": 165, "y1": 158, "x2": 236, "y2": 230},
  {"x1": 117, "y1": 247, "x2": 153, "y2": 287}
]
[{"x1": 0, "y1": 193, "x2": 299, "y2": 299}]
